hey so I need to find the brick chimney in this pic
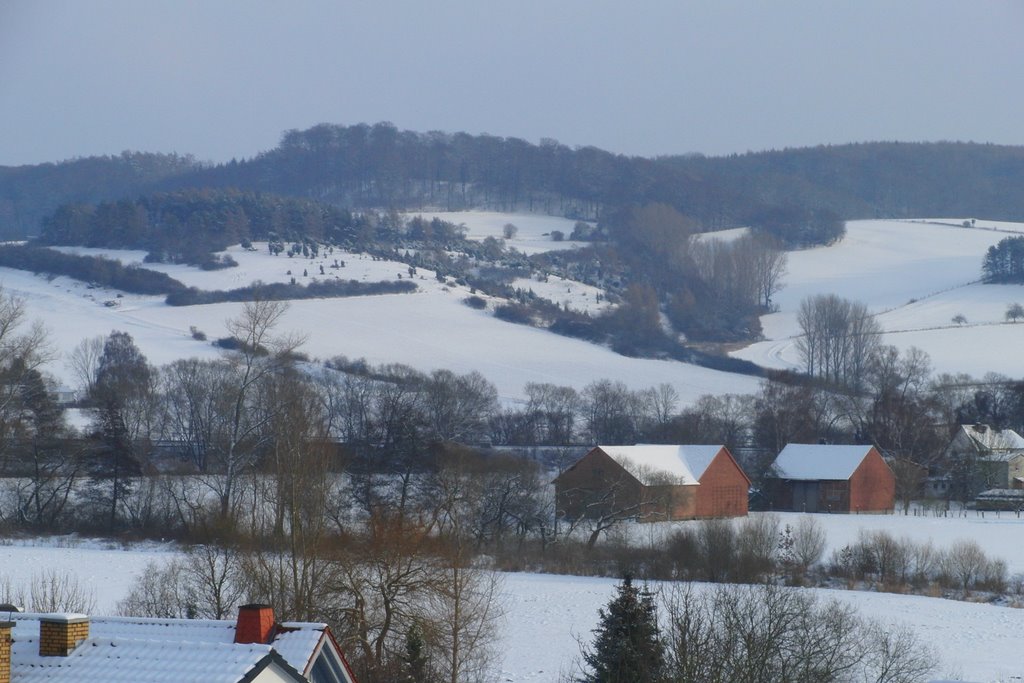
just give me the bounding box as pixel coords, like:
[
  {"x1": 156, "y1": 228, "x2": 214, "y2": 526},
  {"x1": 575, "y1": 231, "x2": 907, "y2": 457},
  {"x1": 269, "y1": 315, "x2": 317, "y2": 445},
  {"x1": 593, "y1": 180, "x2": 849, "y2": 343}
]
[
  {"x1": 39, "y1": 614, "x2": 89, "y2": 656},
  {"x1": 0, "y1": 621, "x2": 13, "y2": 683},
  {"x1": 234, "y1": 604, "x2": 275, "y2": 644}
]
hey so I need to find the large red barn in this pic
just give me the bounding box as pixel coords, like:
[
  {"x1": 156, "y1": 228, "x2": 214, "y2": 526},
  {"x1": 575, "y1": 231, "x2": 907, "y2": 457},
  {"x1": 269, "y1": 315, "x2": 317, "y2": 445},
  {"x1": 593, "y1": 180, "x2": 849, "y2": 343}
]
[{"x1": 554, "y1": 444, "x2": 750, "y2": 521}]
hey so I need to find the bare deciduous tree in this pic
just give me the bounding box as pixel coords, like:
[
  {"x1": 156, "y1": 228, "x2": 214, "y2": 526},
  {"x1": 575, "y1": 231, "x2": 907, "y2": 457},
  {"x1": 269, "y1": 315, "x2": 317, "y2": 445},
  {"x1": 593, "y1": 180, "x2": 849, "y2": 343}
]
[{"x1": 796, "y1": 293, "x2": 882, "y2": 388}]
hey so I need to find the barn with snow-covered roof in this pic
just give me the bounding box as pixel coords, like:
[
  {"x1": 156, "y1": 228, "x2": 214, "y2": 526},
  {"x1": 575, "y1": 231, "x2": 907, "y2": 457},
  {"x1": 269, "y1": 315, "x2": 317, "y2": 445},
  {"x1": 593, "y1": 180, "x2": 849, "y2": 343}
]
[
  {"x1": 766, "y1": 444, "x2": 894, "y2": 513},
  {"x1": 553, "y1": 444, "x2": 749, "y2": 521},
  {"x1": 0, "y1": 604, "x2": 358, "y2": 683}
]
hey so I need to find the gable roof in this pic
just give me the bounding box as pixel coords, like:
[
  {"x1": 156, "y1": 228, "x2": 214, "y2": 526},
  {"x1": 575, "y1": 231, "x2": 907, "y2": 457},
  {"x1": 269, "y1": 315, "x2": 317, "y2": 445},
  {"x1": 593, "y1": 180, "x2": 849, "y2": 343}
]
[
  {"x1": 771, "y1": 444, "x2": 876, "y2": 481},
  {"x1": 955, "y1": 424, "x2": 1024, "y2": 454},
  {"x1": 597, "y1": 445, "x2": 725, "y2": 485},
  {"x1": 6, "y1": 612, "x2": 354, "y2": 683}
]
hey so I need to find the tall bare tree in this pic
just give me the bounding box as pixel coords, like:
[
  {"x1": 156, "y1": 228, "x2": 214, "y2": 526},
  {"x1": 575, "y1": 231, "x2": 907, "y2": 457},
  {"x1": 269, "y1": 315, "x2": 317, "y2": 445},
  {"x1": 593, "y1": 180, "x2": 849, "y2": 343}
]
[{"x1": 208, "y1": 298, "x2": 305, "y2": 521}]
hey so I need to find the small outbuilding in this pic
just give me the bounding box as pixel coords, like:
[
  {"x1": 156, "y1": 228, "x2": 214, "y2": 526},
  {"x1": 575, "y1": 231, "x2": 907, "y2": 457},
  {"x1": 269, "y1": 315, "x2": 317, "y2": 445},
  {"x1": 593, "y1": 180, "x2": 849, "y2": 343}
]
[
  {"x1": 554, "y1": 444, "x2": 750, "y2": 522},
  {"x1": 766, "y1": 444, "x2": 894, "y2": 513}
]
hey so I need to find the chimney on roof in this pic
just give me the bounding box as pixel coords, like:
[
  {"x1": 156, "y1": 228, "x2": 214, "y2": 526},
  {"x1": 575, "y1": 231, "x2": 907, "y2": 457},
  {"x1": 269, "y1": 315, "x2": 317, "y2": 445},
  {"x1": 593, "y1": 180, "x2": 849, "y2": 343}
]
[
  {"x1": 39, "y1": 614, "x2": 88, "y2": 657},
  {"x1": 0, "y1": 621, "x2": 13, "y2": 683},
  {"x1": 234, "y1": 604, "x2": 275, "y2": 644}
]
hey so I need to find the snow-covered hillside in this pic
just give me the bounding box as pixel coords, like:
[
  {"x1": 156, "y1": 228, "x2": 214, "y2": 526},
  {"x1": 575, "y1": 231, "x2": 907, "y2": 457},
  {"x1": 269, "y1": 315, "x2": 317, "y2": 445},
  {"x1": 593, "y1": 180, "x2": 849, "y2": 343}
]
[
  {"x1": 732, "y1": 218, "x2": 1024, "y2": 378},
  {"x1": 8, "y1": 229, "x2": 759, "y2": 404},
  {"x1": 21, "y1": 214, "x2": 1024, "y2": 407}
]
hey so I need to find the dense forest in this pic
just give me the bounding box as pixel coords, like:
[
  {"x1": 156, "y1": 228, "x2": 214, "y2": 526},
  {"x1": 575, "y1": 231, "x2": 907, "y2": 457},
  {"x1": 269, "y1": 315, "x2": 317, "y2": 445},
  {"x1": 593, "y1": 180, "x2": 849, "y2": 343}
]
[
  {"x1": 5, "y1": 124, "x2": 1024, "y2": 240},
  {"x1": 0, "y1": 151, "x2": 198, "y2": 239},
  {"x1": 39, "y1": 189, "x2": 371, "y2": 266}
]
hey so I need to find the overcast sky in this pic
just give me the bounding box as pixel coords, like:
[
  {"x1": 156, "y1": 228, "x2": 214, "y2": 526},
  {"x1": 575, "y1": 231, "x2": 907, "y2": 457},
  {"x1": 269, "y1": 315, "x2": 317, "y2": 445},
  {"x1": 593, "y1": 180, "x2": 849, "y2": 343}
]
[{"x1": 2, "y1": 1, "x2": 1023, "y2": 166}]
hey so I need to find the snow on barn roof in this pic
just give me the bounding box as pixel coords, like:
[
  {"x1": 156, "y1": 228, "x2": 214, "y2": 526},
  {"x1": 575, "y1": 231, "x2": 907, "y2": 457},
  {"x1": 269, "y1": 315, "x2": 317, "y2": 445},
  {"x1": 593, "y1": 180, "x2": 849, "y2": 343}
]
[
  {"x1": 598, "y1": 445, "x2": 724, "y2": 485},
  {"x1": 6, "y1": 612, "x2": 334, "y2": 683},
  {"x1": 772, "y1": 444, "x2": 876, "y2": 481}
]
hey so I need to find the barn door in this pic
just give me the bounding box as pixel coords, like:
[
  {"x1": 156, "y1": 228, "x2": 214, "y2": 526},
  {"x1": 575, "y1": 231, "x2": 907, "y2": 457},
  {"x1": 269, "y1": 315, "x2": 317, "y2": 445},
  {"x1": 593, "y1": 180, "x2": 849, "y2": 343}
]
[{"x1": 794, "y1": 482, "x2": 819, "y2": 512}]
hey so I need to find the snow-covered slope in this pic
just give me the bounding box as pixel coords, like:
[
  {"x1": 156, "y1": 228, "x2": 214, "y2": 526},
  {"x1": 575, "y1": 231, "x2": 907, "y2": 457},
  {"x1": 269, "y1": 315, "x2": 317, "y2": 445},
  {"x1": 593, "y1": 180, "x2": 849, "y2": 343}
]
[
  {"x1": 8, "y1": 239, "x2": 759, "y2": 404},
  {"x1": 733, "y1": 218, "x2": 1024, "y2": 378}
]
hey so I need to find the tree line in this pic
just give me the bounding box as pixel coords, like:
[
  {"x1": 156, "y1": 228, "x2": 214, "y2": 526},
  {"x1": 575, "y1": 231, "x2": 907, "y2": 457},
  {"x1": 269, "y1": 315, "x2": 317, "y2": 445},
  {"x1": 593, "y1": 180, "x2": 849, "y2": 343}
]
[{"x1": 6, "y1": 125, "x2": 1024, "y2": 242}]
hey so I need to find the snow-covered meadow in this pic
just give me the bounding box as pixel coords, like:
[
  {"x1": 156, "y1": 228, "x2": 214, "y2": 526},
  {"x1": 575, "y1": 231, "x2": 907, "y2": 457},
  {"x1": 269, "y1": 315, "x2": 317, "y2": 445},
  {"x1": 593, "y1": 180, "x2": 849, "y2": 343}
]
[{"x1": 732, "y1": 218, "x2": 1024, "y2": 379}]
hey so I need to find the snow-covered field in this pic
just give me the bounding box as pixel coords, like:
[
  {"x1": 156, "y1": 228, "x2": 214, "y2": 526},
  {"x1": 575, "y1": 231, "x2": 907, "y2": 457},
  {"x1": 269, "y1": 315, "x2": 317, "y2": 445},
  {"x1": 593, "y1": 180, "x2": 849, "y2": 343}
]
[
  {"x1": 2, "y1": 530, "x2": 1023, "y2": 682},
  {"x1": 733, "y1": 218, "x2": 1024, "y2": 378},
  {"x1": 407, "y1": 211, "x2": 589, "y2": 255},
  {"x1": 510, "y1": 273, "x2": 611, "y2": 316}
]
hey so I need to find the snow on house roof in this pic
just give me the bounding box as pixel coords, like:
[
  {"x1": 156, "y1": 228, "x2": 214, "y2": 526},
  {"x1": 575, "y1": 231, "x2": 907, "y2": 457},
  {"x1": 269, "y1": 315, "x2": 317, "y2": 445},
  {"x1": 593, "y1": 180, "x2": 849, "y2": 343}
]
[
  {"x1": 7, "y1": 612, "x2": 331, "y2": 683},
  {"x1": 772, "y1": 444, "x2": 875, "y2": 481},
  {"x1": 273, "y1": 623, "x2": 327, "y2": 675},
  {"x1": 960, "y1": 424, "x2": 1024, "y2": 453},
  {"x1": 11, "y1": 636, "x2": 283, "y2": 683},
  {"x1": 597, "y1": 445, "x2": 724, "y2": 485}
]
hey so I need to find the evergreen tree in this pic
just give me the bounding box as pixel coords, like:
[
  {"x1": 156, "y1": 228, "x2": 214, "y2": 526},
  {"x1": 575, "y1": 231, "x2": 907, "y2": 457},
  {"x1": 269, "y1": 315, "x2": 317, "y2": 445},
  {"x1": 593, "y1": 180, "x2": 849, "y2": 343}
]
[
  {"x1": 401, "y1": 622, "x2": 433, "y2": 682},
  {"x1": 580, "y1": 574, "x2": 665, "y2": 683}
]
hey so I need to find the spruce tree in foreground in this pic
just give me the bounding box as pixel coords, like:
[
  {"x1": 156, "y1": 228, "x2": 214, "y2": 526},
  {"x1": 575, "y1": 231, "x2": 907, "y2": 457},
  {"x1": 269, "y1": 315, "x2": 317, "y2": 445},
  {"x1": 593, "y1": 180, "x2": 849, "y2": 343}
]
[{"x1": 580, "y1": 574, "x2": 665, "y2": 683}]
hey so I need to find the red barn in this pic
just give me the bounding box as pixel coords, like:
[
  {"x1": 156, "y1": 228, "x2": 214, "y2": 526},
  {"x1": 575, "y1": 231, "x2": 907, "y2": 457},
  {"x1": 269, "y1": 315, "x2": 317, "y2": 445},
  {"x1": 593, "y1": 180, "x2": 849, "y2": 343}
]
[
  {"x1": 767, "y1": 444, "x2": 894, "y2": 513},
  {"x1": 554, "y1": 445, "x2": 750, "y2": 521}
]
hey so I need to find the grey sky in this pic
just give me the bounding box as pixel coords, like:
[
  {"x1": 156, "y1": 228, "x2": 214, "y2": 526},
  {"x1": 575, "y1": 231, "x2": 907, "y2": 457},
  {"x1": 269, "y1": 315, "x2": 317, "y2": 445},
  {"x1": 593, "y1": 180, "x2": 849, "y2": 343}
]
[{"x1": 2, "y1": 1, "x2": 1023, "y2": 166}]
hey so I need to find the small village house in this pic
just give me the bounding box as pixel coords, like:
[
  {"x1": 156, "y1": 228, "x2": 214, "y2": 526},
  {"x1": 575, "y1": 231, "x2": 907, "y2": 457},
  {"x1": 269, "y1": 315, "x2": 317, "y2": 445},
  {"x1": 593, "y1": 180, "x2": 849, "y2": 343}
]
[
  {"x1": 766, "y1": 444, "x2": 894, "y2": 513},
  {"x1": 554, "y1": 444, "x2": 750, "y2": 522},
  {"x1": 1, "y1": 604, "x2": 358, "y2": 683}
]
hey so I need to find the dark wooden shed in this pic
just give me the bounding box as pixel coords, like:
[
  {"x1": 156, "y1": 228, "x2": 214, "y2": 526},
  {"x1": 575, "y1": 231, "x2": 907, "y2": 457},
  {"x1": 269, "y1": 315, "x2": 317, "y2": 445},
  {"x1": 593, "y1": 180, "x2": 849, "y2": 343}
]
[{"x1": 766, "y1": 444, "x2": 894, "y2": 513}]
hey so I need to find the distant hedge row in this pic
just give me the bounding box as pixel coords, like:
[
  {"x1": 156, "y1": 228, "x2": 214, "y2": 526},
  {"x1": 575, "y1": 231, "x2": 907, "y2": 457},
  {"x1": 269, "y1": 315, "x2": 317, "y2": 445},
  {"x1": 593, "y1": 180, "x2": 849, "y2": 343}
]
[{"x1": 165, "y1": 278, "x2": 416, "y2": 306}]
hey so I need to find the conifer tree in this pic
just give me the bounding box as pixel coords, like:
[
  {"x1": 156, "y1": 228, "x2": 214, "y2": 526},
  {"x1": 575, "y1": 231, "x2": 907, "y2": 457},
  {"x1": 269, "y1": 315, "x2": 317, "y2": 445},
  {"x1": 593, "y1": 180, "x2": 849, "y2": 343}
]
[{"x1": 580, "y1": 574, "x2": 665, "y2": 683}]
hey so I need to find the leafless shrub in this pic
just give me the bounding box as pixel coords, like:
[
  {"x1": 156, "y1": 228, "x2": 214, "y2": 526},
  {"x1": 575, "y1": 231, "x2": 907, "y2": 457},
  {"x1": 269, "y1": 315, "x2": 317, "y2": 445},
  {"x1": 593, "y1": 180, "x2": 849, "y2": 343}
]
[
  {"x1": 735, "y1": 514, "x2": 778, "y2": 582},
  {"x1": 979, "y1": 558, "x2": 1008, "y2": 594},
  {"x1": 661, "y1": 583, "x2": 935, "y2": 683},
  {"x1": 27, "y1": 570, "x2": 96, "y2": 614},
  {"x1": 697, "y1": 519, "x2": 735, "y2": 582},
  {"x1": 907, "y1": 539, "x2": 938, "y2": 589},
  {"x1": 667, "y1": 527, "x2": 700, "y2": 580},
  {"x1": 118, "y1": 545, "x2": 245, "y2": 619},
  {"x1": 942, "y1": 539, "x2": 988, "y2": 595},
  {"x1": 790, "y1": 515, "x2": 827, "y2": 575},
  {"x1": 117, "y1": 558, "x2": 195, "y2": 618}
]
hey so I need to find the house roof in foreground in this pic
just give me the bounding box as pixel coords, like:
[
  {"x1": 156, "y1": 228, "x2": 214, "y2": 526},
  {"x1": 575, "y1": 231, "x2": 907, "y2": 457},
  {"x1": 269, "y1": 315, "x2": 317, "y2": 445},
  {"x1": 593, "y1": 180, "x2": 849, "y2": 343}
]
[
  {"x1": 597, "y1": 445, "x2": 725, "y2": 485},
  {"x1": 771, "y1": 444, "x2": 876, "y2": 481},
  {"x1": 6, "y1": 612, "x2": 345, "y2": 683}
]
